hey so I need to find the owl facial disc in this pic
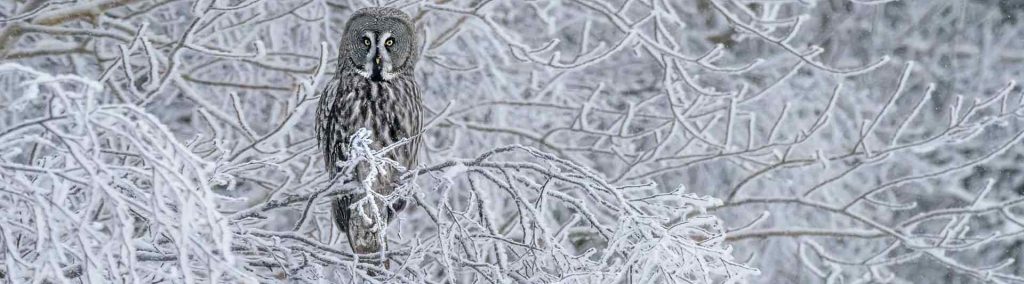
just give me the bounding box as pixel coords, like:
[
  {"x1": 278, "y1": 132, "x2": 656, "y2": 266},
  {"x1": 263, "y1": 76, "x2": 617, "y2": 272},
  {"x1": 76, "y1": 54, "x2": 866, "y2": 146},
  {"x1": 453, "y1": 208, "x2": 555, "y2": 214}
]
[{"x1": 360, "y1": 31, "x2": 396, "y2": 82}]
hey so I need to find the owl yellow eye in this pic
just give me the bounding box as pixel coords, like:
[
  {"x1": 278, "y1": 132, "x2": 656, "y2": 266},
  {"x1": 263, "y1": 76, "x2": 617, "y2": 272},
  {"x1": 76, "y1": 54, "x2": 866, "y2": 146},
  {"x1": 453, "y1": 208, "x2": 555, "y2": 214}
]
[
  {"x1": 363, "y1": 38, "x2": 371, "y2": 46},
  {"x1": 385, "y1": 39, "x2": 394, "y2": 47}
]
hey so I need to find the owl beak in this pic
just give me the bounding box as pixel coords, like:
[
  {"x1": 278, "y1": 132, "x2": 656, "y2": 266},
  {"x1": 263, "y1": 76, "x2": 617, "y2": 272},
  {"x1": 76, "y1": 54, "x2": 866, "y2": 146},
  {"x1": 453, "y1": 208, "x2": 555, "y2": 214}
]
[{"x1": 375, "y1": 56, "x2": 381, "y2": 65}]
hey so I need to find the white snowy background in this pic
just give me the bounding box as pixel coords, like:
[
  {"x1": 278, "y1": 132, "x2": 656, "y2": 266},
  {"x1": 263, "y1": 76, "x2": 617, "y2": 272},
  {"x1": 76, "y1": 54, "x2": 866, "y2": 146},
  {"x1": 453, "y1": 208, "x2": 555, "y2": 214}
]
[{"x1": 1, "y1": 0, "x2": 1023, "y2": 283}]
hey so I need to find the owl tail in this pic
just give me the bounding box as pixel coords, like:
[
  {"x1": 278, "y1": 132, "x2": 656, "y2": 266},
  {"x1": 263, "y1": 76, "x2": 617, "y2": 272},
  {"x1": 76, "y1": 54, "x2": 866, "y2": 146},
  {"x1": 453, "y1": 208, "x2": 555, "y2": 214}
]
[{"x1": 332, "y1": 194, "x2": 406, "y2": 276}]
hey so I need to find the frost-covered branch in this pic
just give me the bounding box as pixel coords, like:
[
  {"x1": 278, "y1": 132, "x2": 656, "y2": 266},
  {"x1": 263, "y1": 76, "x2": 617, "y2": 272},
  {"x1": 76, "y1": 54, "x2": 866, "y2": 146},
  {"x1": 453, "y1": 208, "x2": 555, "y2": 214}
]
[{"x1": 3, "y1": 0, "x2": 1024, "y2": 283}]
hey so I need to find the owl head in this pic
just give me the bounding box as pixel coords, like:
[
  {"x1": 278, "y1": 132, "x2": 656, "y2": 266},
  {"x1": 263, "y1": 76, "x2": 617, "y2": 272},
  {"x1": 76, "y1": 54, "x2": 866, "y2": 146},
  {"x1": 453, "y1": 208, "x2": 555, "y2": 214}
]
[{"x1": 341, "y1": 7, "x2": 419, "y2": 82}]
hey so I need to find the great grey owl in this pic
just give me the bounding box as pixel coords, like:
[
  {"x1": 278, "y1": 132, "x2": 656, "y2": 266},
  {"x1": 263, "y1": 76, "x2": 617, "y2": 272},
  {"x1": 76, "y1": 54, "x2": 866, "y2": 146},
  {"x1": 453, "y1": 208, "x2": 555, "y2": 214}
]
[{"x1": 314, "y1": 7, "x2": 421, "y2": 265}]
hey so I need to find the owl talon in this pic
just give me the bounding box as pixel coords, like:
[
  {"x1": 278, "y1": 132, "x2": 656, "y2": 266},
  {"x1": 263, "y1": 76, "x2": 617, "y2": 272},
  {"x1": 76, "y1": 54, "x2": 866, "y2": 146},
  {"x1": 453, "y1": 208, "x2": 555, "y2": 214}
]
[
  {"x1": 332, "y1": 195, "x2": 354, "y2": 232},
  {"x1": 386, "y1": 198, "x2": 407, "y2": 223}
]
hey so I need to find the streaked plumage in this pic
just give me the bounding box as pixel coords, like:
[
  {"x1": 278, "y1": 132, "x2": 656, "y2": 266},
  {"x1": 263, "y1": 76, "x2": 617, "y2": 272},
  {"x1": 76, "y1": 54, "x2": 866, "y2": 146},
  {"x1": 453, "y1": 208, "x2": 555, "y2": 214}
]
[{"x1": 314, "y1": 7, "x2": 421, "y2": 265}]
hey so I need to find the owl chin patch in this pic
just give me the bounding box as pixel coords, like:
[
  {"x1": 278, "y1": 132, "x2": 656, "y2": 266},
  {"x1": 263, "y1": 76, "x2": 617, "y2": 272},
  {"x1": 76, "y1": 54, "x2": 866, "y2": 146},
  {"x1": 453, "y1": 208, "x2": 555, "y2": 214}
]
[{"x1": 370, "y1": 65, "x2": 385, "y2": 82}]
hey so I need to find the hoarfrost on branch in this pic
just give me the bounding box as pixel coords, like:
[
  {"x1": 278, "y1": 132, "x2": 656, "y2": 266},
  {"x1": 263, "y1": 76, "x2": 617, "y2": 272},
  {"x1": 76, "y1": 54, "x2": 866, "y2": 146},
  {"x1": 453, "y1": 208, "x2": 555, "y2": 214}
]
[{"x1": 1, "y1": 0, "x2": 1023, "y2": 283}]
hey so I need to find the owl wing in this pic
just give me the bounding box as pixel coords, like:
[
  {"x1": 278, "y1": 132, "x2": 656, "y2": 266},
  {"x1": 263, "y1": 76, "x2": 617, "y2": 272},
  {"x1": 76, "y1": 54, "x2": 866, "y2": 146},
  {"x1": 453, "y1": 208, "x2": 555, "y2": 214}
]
[
  {"x1": 318, "y1": 76, "x2": 359, "y2": 233},
  {"x1": 384, "y1": 79, "x2": 422, "y2": 171},
  {"x1": 315, "y1": 75, "x2": 348, "y2": 176}
]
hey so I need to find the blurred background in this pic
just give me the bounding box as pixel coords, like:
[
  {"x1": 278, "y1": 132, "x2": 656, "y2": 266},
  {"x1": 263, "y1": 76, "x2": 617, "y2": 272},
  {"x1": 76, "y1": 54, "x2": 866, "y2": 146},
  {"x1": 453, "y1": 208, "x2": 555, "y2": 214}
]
[{"x1": 1, "y1": 0, "x2": 1023, "y2": 282}]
